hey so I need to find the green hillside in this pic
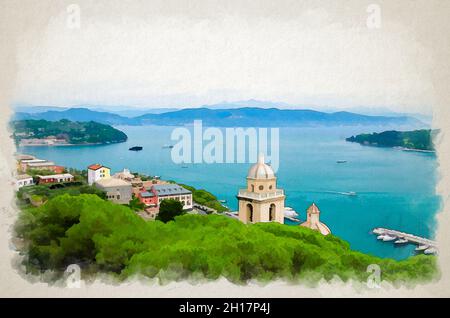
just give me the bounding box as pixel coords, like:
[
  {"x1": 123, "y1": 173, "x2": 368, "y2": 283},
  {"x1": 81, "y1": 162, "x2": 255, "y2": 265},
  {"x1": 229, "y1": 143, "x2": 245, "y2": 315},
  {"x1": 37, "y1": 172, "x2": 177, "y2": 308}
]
[
  {"x1": 11, "y1": 119, "x2": 127, "y2": 145},
  {"x1": 346, "y1": 129, "x2": 436, "y2": 151},
  {"x1": 15, "y1": 194, "x2": 437, "y2": 284}
]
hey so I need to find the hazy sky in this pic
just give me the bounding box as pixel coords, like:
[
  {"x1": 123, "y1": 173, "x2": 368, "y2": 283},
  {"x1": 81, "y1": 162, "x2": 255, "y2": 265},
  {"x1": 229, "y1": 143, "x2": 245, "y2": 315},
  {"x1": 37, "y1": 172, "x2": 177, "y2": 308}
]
[{"x1": 13, "y1": 2, "x2": 434, "y2": 114}]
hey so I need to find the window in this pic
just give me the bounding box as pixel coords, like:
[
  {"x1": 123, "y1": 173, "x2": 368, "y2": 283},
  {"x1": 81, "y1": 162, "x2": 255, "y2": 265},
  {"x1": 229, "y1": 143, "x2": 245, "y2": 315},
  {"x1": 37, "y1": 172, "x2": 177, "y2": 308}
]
[
  {"x1": 269, "y1": 185, "x2": 273, "y2": 190},
  {"x1": 269, "y1": 204, "x2": 276, "y2": 221},
  {"x1": 247, "y1": 204, "x2": 253, "y2": 222},
  {"x1": 251, "y1": 184, "x2": 254, "y2": 192},
  {"x1": 259, "y1": 185, "x2": 264, "y2": 190}
]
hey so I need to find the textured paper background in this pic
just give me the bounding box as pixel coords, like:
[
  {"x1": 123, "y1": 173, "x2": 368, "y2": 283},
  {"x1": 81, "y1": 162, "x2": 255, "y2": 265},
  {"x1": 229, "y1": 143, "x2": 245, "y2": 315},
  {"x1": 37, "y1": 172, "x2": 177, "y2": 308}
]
[{"x1": 0, "y1": 0, "x2": 449, "y2": 297}]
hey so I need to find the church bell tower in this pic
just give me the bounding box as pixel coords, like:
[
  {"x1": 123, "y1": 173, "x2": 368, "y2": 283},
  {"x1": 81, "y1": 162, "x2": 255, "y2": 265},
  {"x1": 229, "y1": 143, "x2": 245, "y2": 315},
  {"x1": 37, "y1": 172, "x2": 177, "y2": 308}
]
[{"x1": 237, "y1": 154, "x2": 285, "y2": 224}]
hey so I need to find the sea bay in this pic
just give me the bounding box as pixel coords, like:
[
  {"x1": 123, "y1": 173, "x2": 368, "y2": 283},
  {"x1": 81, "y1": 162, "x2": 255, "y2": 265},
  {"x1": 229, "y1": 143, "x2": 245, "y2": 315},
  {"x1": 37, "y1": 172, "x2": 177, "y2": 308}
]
[{"x1": 19, "y1": 125, "x2": 440, "y2": 260}]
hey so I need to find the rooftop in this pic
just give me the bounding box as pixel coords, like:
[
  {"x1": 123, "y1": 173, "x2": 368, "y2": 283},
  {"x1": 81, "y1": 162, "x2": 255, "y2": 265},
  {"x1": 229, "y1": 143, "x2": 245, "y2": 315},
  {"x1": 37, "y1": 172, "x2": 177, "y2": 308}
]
[
  {"x1": 16, "y1": 174, "x2": 32, "y2": 180},
  {"x1": 139, "y1": 191, "x2": 155, "y2": 198},
  {"x1": 88, "y1": 164, "x2": 109, "y2": 171},
  {"x1": 247, "y1": 154, "x2": 275, "y2": 180},
  {"x1": 27, "y1": 161, "x2": 55, "y2": 167},
  {"x1": 21, "y1": 159, "x2": 47, "y2": 163},
  {"x1": 38, "y1": 173, "x2": 74, "y2": 179},
  {"x1": 95, "y1": 177, "x2": 131, "y2": 188},
  {"x1": 152, "y1": 184, "x2": 191, "y2": 196}
]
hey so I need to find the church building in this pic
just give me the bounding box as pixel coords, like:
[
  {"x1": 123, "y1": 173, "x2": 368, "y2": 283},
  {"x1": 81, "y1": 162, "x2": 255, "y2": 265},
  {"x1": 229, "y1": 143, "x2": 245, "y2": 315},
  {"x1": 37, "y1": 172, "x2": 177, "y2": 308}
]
[
  {"x1": 237, "y1": 154, "x2": 285, "y2": 224},
  {"x1": 300, "y1": 203, "x2": 331, "y2": 235}
]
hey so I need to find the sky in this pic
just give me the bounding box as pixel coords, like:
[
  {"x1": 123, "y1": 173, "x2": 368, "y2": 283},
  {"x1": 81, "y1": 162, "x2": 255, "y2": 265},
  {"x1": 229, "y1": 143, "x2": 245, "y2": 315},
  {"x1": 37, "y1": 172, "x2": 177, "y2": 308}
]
[{"x1": 13, "y1": 2, "x2": 435, "y2": 115}]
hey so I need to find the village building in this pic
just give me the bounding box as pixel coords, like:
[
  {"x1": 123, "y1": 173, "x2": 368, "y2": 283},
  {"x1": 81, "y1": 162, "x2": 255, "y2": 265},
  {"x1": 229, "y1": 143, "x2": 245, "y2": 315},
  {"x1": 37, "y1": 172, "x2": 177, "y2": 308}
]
[
  {"x1": 137, "y1": 190, "x2": 158, "y2": 207},
  {"x1": 37, "y1": 173, "x2": 74, "y2": 184},
  {"x1": 237, "y1": 154, "x2": 285, "y2": 224},
  {"x1": 19, "y1": 159, "x2": 48, "y2": 172},
  {"x1": 87, "y1": 164, "x2": 111, "y2": 185},
  {"x1": 150, "y1": 184, "x2": 193, "y2": 210},
  {"x1": 113, "y1": 168, "x2": 135, "y2": 182},
  {"x1": 94, "y1": 177, "x2": 132, "y2": 204},
  {"x1": 25, "y1": 161, "x2": 57, "y2": 171},
  {"x1": 15, "y1": 174, "x2": 34, "y2": 189},
  {"x1": 15, "y1": 154, "x2": 35, "y2": 161},
  {"x1": 299, "y1": 203, "x2": 331, "y2": 235}
]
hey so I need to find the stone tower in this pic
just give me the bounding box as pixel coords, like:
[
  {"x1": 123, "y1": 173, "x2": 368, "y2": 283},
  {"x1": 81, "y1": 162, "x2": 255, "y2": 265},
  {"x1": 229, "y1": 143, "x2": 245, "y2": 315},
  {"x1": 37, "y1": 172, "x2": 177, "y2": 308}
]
[
  {"x1": 299, "y1": 203, "x2": 331, "y2": 235},
  {"x1": 237, "y1": 154, "x2": 285, "y2": 224}
]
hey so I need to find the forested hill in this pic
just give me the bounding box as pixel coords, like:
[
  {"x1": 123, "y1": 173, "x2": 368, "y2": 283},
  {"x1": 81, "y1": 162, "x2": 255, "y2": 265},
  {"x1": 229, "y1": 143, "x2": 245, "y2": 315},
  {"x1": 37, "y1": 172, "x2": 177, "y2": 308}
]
[
  {"x1": 11, "y1": 119, "x2": 128, "y2": 145},
  {"x1": 346, "y1": 129, "x2": 436, "y2": 151}
]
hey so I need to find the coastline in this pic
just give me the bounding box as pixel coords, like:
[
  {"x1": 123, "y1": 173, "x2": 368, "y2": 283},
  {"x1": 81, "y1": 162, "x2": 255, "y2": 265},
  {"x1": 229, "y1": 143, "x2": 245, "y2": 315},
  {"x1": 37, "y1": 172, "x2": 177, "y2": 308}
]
[{"x1": 18, "y1": 141, "x2": 126, "y2": 147}]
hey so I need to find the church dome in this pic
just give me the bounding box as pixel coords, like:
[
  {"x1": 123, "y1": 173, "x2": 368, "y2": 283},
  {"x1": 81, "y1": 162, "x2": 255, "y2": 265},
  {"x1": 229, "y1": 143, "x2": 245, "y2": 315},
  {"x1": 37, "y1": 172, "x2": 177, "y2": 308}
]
[{"x1": 247, "y1": 154, "x2": 275, "y2": 179}]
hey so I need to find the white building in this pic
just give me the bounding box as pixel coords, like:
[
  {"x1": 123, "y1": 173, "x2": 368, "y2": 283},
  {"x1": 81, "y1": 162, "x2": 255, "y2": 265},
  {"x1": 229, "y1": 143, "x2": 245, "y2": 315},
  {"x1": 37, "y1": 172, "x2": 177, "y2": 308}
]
[
  {"x1": 87, "y1": 164, "x2": 111, "y2": 185},
  {"x1": 152, "y1": 184, "x2": 193, "y2": 210},
  {"x1": 113, "y1": 168, "x2": 135, "y2": 182},
  {"x1": 37, "y1": 173, "x2": 74, "y2": 184},
  {"x1": 15, "y1": 174, "x2": 34, "y2": 189},
  {"x1": 94, "y1": 177, "x2": 132, "y2": 204}
]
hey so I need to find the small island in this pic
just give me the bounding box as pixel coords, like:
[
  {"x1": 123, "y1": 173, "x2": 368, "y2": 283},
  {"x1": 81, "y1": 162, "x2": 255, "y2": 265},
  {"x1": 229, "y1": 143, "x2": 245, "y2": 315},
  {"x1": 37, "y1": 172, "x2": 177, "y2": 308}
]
[
  {"x1": 11, "y1": 119, "x2": 128, "y2": 146},
  {"x1": 346, "y1": 129, "x2": 436, "y2": 152}
]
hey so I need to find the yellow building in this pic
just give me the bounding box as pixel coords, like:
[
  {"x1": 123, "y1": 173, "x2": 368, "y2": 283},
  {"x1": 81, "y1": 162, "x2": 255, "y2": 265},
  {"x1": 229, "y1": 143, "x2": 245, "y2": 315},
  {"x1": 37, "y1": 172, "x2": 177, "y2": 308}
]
[
  {"x1": 237, "y1": 154, "x2": 285, "y2": 224},
  {"x1": 87, "y1": 164, "x2": 111, "y2": 185},
  {"x1": 300, "y1": 203, "x2": 331, "y2": 235}
]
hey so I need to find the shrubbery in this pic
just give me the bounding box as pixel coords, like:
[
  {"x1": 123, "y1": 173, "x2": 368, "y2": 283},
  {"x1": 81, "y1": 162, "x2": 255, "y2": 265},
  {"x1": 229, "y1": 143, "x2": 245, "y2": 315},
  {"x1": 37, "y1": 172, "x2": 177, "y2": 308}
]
[
  {"x1": 180, "y1": 184, "x2": 228, "y2": 212},
  {"x1": 16, "y1": 194, "x2": 438, "y2": 284}
]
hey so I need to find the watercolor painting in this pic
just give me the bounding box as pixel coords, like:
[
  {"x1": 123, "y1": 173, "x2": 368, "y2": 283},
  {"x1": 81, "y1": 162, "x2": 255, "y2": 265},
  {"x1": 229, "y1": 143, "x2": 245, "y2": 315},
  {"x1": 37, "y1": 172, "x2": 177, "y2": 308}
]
[{"x1": 2, "y1": 1, "x2": 449, "y2": 298}]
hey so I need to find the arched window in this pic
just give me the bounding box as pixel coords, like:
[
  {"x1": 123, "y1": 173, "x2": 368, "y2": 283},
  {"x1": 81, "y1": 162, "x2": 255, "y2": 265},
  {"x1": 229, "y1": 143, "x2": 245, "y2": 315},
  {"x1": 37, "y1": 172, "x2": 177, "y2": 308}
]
[
  {"x1": 251, "y1": 184, "x2": 255, "y2": 192},
  {"x1": 247, "y1": 203, "x2": 253, "y2": 222},
  {"x1": 269, "y1": 204, "x2": 276, "y2": 221}
]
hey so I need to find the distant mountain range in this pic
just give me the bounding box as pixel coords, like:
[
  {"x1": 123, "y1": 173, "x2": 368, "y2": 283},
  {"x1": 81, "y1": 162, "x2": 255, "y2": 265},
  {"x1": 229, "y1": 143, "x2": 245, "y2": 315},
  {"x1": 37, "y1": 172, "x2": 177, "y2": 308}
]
[{"x1": 13, "y1": 106, "x2": 425, "y2": 127}]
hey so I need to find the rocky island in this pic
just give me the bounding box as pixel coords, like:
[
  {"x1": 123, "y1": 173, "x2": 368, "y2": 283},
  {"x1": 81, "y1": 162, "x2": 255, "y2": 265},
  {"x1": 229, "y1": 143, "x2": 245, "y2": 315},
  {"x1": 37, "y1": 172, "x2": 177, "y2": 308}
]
[
  {"x1": 11, "y1": 119, "x2": 128, "y2": 146},
  {"x1": 346, "y1": 129, "x2": 436, "y2": 152}
]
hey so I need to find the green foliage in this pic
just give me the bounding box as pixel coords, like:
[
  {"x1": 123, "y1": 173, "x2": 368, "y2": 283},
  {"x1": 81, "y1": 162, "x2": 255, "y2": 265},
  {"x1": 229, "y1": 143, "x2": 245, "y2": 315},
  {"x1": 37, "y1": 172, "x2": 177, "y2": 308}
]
[
  {"x1": 11, "y1": 119, "x2": 128, "y2": 145},
  {"x1": 128, "y1": 195, "x2": 146, "y2": 211},
  {"x1": 26, "y1": 168, "x2": 56, "y2": 177},
  {"x1": 17, "y1": 183, "x2": 106, "y2": 207},
  {"x1": 16, "y1": 194, "x2": 438, "y2": 284},
  {"x1": 180, "y1": 184, "x2": 228, "y2": 212},
  {"x1": 346, "y1": 129, "x2": 437, "y2": 151},
  {"x1": 156, "y1": 199, "x2": 184, "y2": 223}
]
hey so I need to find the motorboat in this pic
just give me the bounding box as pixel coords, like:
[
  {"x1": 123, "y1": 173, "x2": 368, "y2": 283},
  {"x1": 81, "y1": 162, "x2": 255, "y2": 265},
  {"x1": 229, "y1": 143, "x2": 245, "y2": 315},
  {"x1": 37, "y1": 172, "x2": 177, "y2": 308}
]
[
  {"x1": 373, "y1": 228, "x2": 384, "y2": 235},
  {"x1": 394, "y1": 238, "x2": 409, "y2": 244},
  {"x1": 382, "y1": 235, "x2": 397, "y2": 242},
  {"x1": 424, "y1": 247, "x2": 438, "y2": 255},
  {"x1": 415, "y1": 245, "x2": 429, "y2": 252}
]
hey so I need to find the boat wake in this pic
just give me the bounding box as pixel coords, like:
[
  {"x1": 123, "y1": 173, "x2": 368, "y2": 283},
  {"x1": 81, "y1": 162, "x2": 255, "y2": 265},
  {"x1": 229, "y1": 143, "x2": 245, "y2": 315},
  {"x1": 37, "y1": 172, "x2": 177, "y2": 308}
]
[{"x1": 323, "y1": 191, "x2": 357, "y2": 196}]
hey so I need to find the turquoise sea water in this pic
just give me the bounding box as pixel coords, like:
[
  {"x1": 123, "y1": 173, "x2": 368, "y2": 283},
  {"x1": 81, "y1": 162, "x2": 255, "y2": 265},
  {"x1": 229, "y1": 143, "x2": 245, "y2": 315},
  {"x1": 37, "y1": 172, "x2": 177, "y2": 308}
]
[{"x1": 19, "y1": 125, "x2": 441, "y2": 260}]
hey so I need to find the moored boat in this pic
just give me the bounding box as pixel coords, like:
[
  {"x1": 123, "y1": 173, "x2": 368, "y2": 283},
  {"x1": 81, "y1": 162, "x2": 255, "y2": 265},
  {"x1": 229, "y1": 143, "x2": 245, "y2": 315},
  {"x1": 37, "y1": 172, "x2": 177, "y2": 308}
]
[
  {"x1": 382, "y1": 235, "x2": 397, "y2": 242},
  {"x1": 394, "y1": 238, "x2": 409, "y2": 244},
  {"x1": 424, "y1": 247, "x2": 438, "y2": 255},
  {"x1": 415, "y1": 244, "x2": 429, "y2": 252}
]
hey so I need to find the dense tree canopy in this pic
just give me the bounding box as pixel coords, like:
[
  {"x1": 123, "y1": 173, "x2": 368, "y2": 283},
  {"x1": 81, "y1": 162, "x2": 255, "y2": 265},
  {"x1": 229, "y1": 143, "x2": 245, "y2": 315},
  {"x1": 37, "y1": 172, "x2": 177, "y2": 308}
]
[
  {"x1": 156, "y1": 199, "x2": 184, "y2": 223},
  {"x1": 16, "y1": 194, "x2": 438, "y2": 284},
  {"x1": 12, "y1": 119, "x2": 127, "y2": 145},
  {"x1": 346, "y1": 129, "x2": 437, "y2": 151}
]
